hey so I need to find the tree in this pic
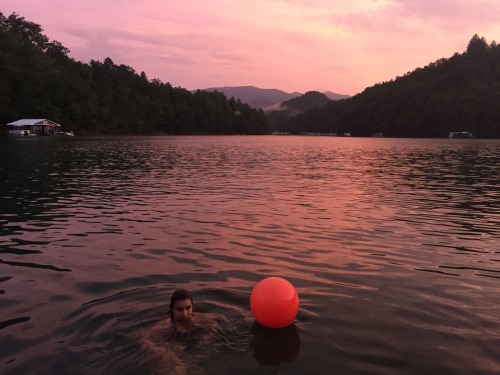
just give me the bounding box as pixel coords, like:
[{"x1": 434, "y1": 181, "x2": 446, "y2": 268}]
[
  {"x1": 1, "y1": 11, "x2": 271, "y2": 135},
  {"x1": 466, "y1": 34, "x2": 489, "y2": 55},
  {"x1": 5, "y1": 12, "x2": 49, "y2": 51},
  {"x1": 45, "y1": 40, "x2": 70, "y2": 59}
]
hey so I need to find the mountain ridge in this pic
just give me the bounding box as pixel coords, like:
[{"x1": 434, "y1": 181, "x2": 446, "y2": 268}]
[{"x1": 199, "y1": 86, "x2": 349, "y2": 109}]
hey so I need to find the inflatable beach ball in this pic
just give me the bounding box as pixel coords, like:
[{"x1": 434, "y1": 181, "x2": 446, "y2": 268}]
[{"x1": 250, "y1": 277, "x2": 299, "y2": 328}]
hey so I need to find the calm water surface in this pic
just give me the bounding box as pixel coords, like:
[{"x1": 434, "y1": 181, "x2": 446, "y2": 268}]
[{"x1": 1, "y1": 135, "x2": 499, "y2": 374}]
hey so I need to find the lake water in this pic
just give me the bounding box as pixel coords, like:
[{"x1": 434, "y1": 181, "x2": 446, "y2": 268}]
[{"x1": 1, "y1": 135, "x2": 499, "y2": 374}]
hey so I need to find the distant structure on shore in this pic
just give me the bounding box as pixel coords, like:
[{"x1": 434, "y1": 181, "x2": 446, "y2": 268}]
[
  {"x1": 449, "y1": 131, "x2": 473, "y2": 138},
  {"x1": 6, "y1": 119, "x2": 74, "y2": 136}
]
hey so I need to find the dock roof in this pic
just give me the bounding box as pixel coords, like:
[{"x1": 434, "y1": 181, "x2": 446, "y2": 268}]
[{"x1": 7, "y1": 119, "x2": 61, "y2": 127}]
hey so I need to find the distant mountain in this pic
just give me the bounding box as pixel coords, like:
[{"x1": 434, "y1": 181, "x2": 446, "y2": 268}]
[
  {"x1": 201, "y1": 86, "x2": 301, "y2": 108},
  {"x1": 199, "y1": 86, "x2": 349, "y2": 109}
]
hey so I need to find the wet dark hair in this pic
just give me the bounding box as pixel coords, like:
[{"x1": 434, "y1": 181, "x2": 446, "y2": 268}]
[{"x1": 168, "y1": 289, "x2": 193, "y2": 319}]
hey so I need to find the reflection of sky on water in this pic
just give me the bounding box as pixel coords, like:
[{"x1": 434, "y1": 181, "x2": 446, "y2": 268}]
[{"x1": 1, "y1": 136, "x2": 499, "y2": 374}]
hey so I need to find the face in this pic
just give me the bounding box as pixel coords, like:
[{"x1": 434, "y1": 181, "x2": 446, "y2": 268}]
[{"x1": 172, "y1": 299, "x2": 193, "y2": 323}]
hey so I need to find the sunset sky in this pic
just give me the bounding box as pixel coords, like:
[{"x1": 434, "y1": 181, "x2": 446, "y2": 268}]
[{"x1": 2, "y1": 0, "x2": 499, "y2": 95}]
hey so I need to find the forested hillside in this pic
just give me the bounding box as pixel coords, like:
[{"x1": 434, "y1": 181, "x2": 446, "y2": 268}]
[
  {"x1": 280, "y1": 91, "x2": 331, "y2": 113},
  {"x1": 266, "y1": 91, "x2": 331, "y2": 131},
  {"x1": 0, "y1": 12, "x2": 270, "y2": 135},
  {"x1": 281, "y1": 35, "x2": 500, "y2": 138}
]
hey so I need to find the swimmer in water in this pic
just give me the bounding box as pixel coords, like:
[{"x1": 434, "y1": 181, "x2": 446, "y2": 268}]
[
  {"x1": 168, "y1": 289, "x2": 195, "y2": 334},
  {"x1": 142, "y1": 289, "x2": 211, "y2": 374}
]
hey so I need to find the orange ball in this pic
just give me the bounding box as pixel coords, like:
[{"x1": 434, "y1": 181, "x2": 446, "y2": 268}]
[{"x1": 250, "y1": 277, "x2": 299, "y2": 328}]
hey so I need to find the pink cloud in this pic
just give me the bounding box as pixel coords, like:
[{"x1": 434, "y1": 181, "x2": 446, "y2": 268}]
[{"x1": 1, "y1": 0, "x2": 499, "y2": 95}]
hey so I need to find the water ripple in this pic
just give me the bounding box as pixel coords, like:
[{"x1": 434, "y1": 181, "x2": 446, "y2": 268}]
[{"x1": 1, "y1": 136, "x2": 499, "y2": 374}]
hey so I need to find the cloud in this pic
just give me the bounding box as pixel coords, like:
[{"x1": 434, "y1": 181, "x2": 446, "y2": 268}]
[
  {"x1": 1, "y1": 0, "x2": 499, "y2": 94},
  {"x1": 393, "y1": 0, "x2": 500, "y2": 21}
]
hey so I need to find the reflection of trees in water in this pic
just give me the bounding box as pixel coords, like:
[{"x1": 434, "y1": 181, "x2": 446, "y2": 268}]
[
  {"x1": 0, "y1": 138, "x2": 78, "y2": 234},
  {"x1": 395, "y1": 145, "x2": 500, "y2": 236},
  {"x1": 353, "y1": 142, "x2": 500, "y2": 237}
]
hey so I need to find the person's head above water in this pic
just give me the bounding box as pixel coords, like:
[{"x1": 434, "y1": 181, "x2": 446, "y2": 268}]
[{"x1": 169, "y1": 289, "x2": 194, "y2": 330}]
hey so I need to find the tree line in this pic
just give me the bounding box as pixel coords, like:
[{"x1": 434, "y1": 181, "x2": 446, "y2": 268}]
[
  {"x1": 0, "y1": 12, "x2": 270, "y2": 135},
  {"x1": 278, "y1": 35, "x2": 500, "y2": 138}
]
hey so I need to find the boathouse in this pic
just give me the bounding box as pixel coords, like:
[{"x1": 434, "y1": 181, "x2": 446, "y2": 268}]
[
  {"x1": 6, "y1": 119, "x2": 62, "y2": 136},
  {"x1": 448, "y1": 131, "x2": 473, "y2": 139}
]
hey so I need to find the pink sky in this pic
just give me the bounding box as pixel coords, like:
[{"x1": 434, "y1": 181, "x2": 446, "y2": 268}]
[{"x1": 2, "y1": 0, "x2": 499, "y2": 95}]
